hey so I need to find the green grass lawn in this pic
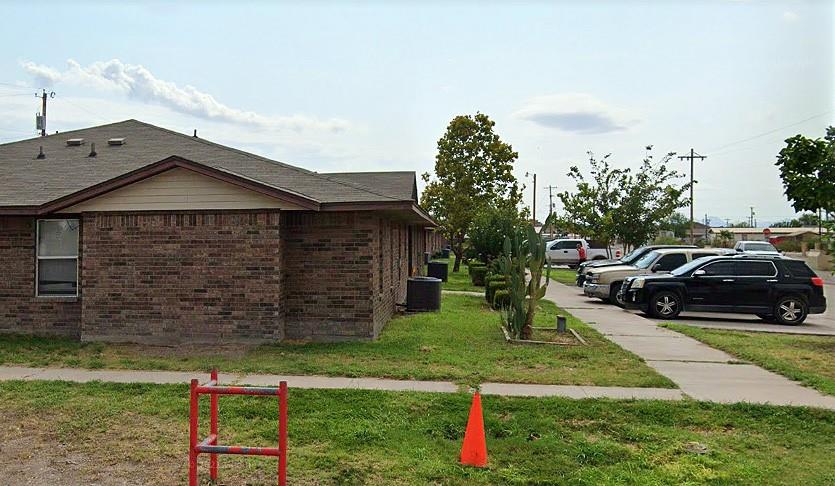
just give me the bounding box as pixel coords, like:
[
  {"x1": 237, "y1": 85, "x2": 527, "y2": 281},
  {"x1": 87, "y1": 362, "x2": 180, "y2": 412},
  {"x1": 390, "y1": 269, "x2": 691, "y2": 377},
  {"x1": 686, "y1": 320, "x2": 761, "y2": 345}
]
[
  {"x1": 663, "y1": 324, "x2": 835, "y2": 397},
  {"x1": 1, "y1": 380, "x2": 833, "y2": 485},
  {"x1": 0, "y1": 295, "x2": 672, "y2": 388},
  {"x1": 548, "y1": 267, "x2": 578, "y2": 286}
]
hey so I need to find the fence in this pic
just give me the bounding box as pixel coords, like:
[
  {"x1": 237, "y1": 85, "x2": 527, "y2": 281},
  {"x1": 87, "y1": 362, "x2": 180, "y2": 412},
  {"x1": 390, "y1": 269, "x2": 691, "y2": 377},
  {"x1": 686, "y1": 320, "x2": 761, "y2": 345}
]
[{"x1": 189, "y1": 369, "x2": 287, "y2": 485}]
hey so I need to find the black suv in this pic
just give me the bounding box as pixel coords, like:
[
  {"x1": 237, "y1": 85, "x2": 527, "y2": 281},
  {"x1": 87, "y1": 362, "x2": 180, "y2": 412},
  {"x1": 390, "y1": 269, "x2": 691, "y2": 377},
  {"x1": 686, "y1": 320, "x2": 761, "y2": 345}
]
[
  {"x1": 575, "y1": 244, "x2": 697, "y2": 287},
  {"x1": 620, "y1": 255, "x2": 827, "y2": 325}
]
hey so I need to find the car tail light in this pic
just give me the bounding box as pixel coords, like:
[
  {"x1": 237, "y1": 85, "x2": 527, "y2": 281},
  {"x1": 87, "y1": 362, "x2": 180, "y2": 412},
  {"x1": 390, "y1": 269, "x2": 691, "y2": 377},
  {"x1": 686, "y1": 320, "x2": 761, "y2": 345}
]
[{"x1": 811, "y1": 277, "x2": 824, "y2": 287}]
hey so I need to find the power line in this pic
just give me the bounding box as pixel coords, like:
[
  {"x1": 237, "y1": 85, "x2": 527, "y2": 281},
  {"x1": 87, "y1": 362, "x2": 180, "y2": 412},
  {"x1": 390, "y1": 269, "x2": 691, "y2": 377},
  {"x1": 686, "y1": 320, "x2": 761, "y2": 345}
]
[
  {"x1": 61, "y1": 97, "x2": 110, "y2": 123},
  {"x1": 707, "y1": 110, "x2": 834, "y2": 154},
  {"x1": 0, "y1": 81, "x2": 31, "y2": 91}
]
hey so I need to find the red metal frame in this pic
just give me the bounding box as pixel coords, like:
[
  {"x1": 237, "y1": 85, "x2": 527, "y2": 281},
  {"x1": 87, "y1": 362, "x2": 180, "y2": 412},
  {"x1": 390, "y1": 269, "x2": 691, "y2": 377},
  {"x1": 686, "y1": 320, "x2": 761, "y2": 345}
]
[{"x1": 189, "y1": 369, "x2": 287, "y2": 485}]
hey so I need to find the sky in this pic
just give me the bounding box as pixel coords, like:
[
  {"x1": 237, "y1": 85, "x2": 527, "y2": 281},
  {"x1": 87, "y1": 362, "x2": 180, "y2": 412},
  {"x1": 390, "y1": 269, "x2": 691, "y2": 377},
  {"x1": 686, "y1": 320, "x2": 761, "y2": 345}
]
[{"x1": 0, "y1": 0, "x2": 832, "y2": 226}]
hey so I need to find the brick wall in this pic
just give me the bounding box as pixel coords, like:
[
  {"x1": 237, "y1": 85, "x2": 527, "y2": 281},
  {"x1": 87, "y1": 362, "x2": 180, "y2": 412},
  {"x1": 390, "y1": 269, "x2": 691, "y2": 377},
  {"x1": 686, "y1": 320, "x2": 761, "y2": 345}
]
[
  {"x1": 81, "y1": 211, "x2": 283, "y2": 344},
  {"x1": 0, "y1": 216, "x2": 81, "y2": 338},
  {"x1": 282, "y1": 211, "x2": 378, "y2": 341}
]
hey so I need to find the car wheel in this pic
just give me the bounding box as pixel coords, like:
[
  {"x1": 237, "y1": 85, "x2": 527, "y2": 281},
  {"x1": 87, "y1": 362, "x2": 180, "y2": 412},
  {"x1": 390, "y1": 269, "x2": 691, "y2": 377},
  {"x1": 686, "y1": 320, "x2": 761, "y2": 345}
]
[
  {"x1": 609, "y1": 282, "x2": 624, "y2": 307},
  {"x1": 756, "y1": 313, "x2": 775, "y2": 322},
  {"x1": 650, "y1": 291, "x2": 681, "y2": 319},
  {"x1": 773, "y1": 296, "x2": 808, "y2": 325}
]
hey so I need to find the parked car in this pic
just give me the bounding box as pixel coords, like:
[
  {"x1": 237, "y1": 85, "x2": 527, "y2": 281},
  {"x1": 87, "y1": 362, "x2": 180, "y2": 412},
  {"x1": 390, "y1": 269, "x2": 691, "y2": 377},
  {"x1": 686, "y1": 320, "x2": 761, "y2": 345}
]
[
  {"x1": 545, "y1": 238, "x2": 608, "y2": 268},
  {"x1": 576, "y1": 244, "x2": 697, "y2": 287},
  {"x1": 583, "y1": 248, "x2": 723, "y2": 304},
  {"x1": 620, "y1": 255, "x2": 827, "y2": 325},
  {"x1": 734, "y1": 241, "x2": 780, "y2": 256}
]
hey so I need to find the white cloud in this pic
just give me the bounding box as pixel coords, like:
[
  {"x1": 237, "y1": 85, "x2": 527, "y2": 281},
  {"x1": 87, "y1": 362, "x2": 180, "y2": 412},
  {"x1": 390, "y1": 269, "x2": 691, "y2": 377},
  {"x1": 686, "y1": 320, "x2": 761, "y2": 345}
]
[
  {"x1": 513, "y1": 93, "x2": 638, "y2": 134},
  {"x1": 21, "y1": 59, "x2": 349, "y2": 133},
  {"x1": 782, "y1": 10, "x2": 799, "y2": 22}
]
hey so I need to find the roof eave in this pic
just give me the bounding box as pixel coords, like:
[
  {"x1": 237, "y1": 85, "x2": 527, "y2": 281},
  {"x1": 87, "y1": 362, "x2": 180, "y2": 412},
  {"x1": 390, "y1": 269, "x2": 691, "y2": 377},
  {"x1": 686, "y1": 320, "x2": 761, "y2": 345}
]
[{"x1": 320, "y1": 200, "x2": 437, "y2": 227}]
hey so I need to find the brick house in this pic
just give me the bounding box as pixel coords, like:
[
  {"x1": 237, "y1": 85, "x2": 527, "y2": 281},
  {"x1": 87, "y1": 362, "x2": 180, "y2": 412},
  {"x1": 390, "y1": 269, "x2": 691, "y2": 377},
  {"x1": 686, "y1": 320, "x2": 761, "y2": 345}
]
[{"x1": 0, "y1": 120, "x2": 443, "y2": 344}]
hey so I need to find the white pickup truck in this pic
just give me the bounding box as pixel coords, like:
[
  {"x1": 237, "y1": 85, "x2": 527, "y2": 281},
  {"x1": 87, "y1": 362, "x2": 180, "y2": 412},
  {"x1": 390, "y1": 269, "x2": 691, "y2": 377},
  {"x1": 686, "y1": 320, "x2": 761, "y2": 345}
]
[{"x1": 545, "y1": 238, "x2": 609, "y2": 268}]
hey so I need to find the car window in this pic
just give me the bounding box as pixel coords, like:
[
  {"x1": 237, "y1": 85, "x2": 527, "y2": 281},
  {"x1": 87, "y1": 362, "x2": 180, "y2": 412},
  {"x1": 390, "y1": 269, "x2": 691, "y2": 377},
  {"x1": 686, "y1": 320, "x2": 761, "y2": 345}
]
[
  {"x1": 671, "y1": 258, "x2": 710, "y2": 276},
  {"x1": 700, "y1": 261, "x2": 736, "y2": 276},
  {"x1": 620, "y1": 246, "x2": 649, "y2": 263},
  {"x1": 692, "y1": 252, "x2": 716, "y2": 260},
  {"x1": 736, "y1": 261, "x2": 777, "y2": 277},
  {"x1": 783, "y1": 260, "x2": 815, "y2": 278},
  {"x1": 654, "y1": 253, "x2": 687, "y2": 271},
  {"x1": 743, "y1": 242, "x2": 777, "y2": 252},
  {"x1": 635, "y1": 251, "x2": 660, "y2": 269}
]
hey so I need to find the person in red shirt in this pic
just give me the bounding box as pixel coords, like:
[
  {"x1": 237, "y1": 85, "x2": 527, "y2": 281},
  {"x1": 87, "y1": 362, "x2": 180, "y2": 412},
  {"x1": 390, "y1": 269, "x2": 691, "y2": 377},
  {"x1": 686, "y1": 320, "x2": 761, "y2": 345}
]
[{"x1": 577, "y1": 243, "x2": 587, "y2": 264}]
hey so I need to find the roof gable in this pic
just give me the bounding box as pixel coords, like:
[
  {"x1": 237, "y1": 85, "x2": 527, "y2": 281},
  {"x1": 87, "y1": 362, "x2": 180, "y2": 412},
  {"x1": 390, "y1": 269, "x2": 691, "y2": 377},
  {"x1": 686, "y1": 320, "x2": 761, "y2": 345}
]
[{"x1": 58, "y1": 166, "x2": 306, "y2": 213}]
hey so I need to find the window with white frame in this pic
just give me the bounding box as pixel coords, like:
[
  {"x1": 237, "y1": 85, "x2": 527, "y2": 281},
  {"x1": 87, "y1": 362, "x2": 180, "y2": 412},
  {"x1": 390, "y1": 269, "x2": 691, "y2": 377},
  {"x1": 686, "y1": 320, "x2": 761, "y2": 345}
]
[{"x1": 36, "y1": 219, "x2": 79, "y2": 296}]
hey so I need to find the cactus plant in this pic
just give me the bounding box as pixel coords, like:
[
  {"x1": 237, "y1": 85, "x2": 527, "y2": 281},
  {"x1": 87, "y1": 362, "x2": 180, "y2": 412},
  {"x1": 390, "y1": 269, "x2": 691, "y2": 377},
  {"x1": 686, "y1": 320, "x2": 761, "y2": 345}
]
[{"x1": 496, "y1": 214, "x2": 554, "y2": 339}]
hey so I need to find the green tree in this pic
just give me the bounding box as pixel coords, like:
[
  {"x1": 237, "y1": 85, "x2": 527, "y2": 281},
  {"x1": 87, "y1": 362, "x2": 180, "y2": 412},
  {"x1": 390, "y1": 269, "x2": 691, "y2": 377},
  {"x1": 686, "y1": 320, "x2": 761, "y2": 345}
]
[
  {"x1": 421, "y1": 113, "x2": 523, "y2": 272},
  {"x1": 556, "y1": 152, "x2": 625, "y2": 249},
  {"x1": 659, "y1": 212, "x2": 691, "y2": 238},
  {"x1": 775, "y1": 127, "x2": 835, "y2": 234},
  {"x1": 468, "y1": 204, "x2": 525, "y2": 263},
  {"x1": 613, "y1": 151, "x2": 690, "y2": 250},
  {"x1": 771, "y1": 212, "x2": 820, "y2": 228},
  {"x1": 557, "y1": 149, "x2": 689, "y2": 251}
]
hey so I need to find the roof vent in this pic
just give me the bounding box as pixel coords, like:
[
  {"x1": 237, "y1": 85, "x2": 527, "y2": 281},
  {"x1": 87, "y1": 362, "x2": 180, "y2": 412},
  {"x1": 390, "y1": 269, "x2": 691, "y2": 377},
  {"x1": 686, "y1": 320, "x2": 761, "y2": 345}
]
[
  {"x1": 36, "y1": 146, "x2": 45, "y2": 159},
  {"x1": 108, "y1": 137, "x2": 126, "y2": 146},
  {"x1": 88, "y1": 143, "x2": 97, "y2": 157},
  {"x1": 66, "y1": 138, "x2": 85, "y2": 146}
]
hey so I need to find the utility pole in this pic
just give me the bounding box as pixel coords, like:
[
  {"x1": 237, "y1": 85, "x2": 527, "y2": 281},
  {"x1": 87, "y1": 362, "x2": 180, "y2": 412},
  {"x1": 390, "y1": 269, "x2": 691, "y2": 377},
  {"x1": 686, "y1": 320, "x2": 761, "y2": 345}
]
[
  {"x1": 749, "y1": 206, "x2": 756, "y2": 228},
  {"x1": 525, "y1": 172, "x2": 537, "y2": 226},
  {"x1": 36, "y1": 89, "x2": 55, "y2": 137},
  {"x1": 544, "y1": 184, "x2": 558, "y2": 235},
  {"x1": 678, "y1": 148, "x2": 707, "y2": 244}
]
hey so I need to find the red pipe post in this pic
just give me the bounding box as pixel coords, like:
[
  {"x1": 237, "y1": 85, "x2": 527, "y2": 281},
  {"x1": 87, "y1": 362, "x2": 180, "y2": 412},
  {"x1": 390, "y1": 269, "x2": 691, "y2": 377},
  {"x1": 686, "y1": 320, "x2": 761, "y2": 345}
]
[
  {"x1": 279, "y1": 380, "x2": 288, "y2": 485},
  {"x1": 188, "y1": 379, "x2": 199, "y2": 486},
  {"x1": 210, "y1": 368, "x2": 219, "y2": 481}
]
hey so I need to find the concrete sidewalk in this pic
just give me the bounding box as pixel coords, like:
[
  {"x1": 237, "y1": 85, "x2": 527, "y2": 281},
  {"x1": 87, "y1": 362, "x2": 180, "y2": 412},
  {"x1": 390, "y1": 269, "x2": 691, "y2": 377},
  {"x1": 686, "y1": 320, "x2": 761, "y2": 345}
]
[
  {"x1": 0, "y1": 365, "x2": 683, "y2": 401},
  {"x1": 546, "y1": 281, "x2": 835, "y2": 410}
]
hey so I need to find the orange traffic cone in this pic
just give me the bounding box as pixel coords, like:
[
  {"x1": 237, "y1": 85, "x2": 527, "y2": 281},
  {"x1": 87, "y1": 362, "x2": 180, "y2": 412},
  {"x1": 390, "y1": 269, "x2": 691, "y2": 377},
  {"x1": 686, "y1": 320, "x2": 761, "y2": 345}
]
[{"x1": 459, "y1": 392, "x2": 488, "y2": 467}]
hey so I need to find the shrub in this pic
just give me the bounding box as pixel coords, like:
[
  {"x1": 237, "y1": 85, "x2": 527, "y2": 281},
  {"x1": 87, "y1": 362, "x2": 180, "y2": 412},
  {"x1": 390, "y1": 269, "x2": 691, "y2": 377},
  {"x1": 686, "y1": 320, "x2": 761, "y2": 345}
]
[
  {"x1": 775, "y1": 239, "x2": 802, "y2": 252},
  {"x1": 469, "y1": 204, "x2": 524, "y2": 262},
  {"x1": 470, "y1": 266, "x2": 488, "y2": 286},
  {"x1": 468, "y1": 262, "x2": 485, "y2": 277},
  {"x1": 486, "y1": 279, "x2": 507, "y2": 303},
  {"x1": 493, "y1": 290, "x2": 510, "y2": 310}
]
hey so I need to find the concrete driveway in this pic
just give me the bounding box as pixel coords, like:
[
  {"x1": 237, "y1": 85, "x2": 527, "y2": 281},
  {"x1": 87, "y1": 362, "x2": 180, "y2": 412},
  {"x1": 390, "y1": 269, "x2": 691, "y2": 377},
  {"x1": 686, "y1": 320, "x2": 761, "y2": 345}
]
[{"x1": 640, "y1": 276, "x2": 835, "y2": 336}]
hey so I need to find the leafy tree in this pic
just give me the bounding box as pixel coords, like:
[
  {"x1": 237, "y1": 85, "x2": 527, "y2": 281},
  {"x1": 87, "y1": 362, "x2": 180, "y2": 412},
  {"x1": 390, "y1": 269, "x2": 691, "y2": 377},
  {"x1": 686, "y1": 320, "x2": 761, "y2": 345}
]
[
  {"x1": 772, "y1": 213, "x2": 821, "y2": 228},
  {"x1": 468, "y1": 204, "x2": 525, "y2": 263},
  {"x1": 421, "y1": 113, "x2": 523, "y2": 272},
  {"x1": 613, "y1": 151, "x2": 690, "y2": 250},
  {"x1": 556, "y1": 152, "x2": 625, "y2": 249},
  {"x1": 775, "y1": 127, "x2": 835, "y2": 234},
  {"x1": 715, "y1": 229, "x2": 734, "y2": 248},
  {"x1": 659, "y1": 212, "x2": 691, "y2": 238},
  {"x1": 557, "y1": 149, "x2": 690, "y2": 251}
]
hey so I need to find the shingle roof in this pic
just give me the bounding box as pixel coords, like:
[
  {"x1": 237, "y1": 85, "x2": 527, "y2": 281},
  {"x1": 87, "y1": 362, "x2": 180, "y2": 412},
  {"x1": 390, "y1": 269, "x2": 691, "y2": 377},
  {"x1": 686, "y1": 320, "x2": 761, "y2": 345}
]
[
  {"x1": 322, "y1": 171, "x2": 418, "y2": 202},
  {"x1": 0, "y1": 119, "x2": 416, "y2": 208}
]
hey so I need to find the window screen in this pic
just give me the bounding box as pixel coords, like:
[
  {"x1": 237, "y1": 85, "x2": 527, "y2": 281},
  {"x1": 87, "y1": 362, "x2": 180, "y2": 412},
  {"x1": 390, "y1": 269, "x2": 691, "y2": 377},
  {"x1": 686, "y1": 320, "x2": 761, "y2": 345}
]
[{"x1": 36, "y1": 219, "x2": 79, "y2": 296}]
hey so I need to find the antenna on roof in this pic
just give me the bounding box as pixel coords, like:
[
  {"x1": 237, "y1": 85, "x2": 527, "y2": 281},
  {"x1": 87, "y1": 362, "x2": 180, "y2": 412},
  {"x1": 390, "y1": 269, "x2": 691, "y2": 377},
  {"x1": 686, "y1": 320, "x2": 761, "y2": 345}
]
[
  {"x1": 88, "y1": 142, "x2": 97, "y2": 157},
  {"x1": 36, "y1": 145, "x2": 45, "y2": 159},
  {"x1": 193, "y1": 129, "x2": 198, "y2": 138}
]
